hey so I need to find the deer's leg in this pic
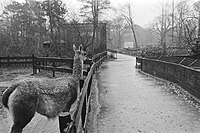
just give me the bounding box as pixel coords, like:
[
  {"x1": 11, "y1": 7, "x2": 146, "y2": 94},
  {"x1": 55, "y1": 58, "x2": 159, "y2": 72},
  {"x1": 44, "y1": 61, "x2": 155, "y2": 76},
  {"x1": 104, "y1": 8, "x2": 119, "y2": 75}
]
[
  {"x1": 10, "y1": 105, "x2": 36, "y2": 133},
  {"x1": 10, "y1": 94, "x2": 38, "y2": 133}
]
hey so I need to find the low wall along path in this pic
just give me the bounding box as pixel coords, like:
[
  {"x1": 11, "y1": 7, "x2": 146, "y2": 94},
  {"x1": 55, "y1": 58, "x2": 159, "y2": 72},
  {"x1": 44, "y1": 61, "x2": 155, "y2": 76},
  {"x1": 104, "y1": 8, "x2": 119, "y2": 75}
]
[{"x1": 95, "y1": 54, "x2": 200, "y2": 133}]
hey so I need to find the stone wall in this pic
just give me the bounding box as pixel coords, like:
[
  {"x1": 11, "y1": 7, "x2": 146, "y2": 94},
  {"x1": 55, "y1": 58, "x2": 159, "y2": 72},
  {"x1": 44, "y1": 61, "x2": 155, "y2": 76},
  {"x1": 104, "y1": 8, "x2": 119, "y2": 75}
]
[{"x1": 139, "y1": 57, "x2": 200, "y2": 99}]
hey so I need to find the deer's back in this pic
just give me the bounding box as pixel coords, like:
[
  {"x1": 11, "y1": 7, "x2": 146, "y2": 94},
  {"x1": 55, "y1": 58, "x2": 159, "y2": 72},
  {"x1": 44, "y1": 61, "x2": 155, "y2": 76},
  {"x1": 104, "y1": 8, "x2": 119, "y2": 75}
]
[{"x1": 15, "y1": 76, "x2": 79, "y2": 118}]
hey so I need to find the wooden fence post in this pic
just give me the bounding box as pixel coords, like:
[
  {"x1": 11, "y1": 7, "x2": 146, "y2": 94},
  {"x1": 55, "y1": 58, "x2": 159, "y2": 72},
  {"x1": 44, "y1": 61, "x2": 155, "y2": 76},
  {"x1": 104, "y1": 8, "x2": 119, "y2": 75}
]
[
  {"x1": 86, "y1": 61, "x2": 93, "y2": 75},
  {"x1": 81, "y1": 96, "x2": 87, "y2": 128},
  {"x1": 58, "y1": 69, "x2": 85, "y2": 133},
  {"x1": 52, "y1": 58, "x2": 55, "y2": 77},
  {"x1": 136, "y1": 57, "x2": 138, "y2": 68},
  {"x1": 87, "y1": 75, "x2": 93, "y2": 99},
  {"x1": 79, "y1": 79, "x2": 86, "y2": 129},
  {"x1": 7, "y1": 55, "x2": 10, "y2": 67},
  {"x1": 38, "y1": 61, "x2": 41, "y2": 73},
  {"x1": 25, "y1": 58, "x2": 27, "y2": 67},
  {"x1": 32, "y1": 54, "x2": 36, "y2": 74},
  {"x1": 58, "y1": 77, "x2": 80, "y2": 132},
  {"x1": 58, "y1": 115, "x2": 73, "y2": 133},
  {"x1": 45, "y1": 54, "x2": 48, "y2": 66},
  {"x1": 42, "y1": 61, "x2": 44, "y2": 67}
]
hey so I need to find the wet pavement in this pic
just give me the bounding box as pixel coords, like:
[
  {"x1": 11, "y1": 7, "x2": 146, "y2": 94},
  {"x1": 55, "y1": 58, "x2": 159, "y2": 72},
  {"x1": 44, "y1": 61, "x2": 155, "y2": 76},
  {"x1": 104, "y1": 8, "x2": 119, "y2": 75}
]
[{"x1": 96, "y1": 54, "x2": 200, "y2": 133}]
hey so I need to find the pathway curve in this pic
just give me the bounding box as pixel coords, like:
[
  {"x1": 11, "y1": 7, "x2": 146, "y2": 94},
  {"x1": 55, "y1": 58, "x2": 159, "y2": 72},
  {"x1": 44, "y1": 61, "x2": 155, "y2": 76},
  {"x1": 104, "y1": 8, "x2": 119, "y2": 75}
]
[{"x1": 96, "y1": 54, "x2": 200, "y2": 133}]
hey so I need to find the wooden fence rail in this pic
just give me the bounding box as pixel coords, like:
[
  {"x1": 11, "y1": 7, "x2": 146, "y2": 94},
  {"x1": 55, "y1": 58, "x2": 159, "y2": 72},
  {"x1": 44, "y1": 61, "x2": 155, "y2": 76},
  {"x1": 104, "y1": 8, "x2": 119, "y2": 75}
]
[
  {"x1": 0, "y1": 55, "x2": 93, "y2": 77},
  {"x1": 92, "y1": 51, "x2": 107, "y2": 63},
  {"x1": 74, "y1": 51, "x2": 108, "y2": 133},
  {"x1": 0, "y1": 51, "x2": 111, "y2": 133},
  {"x1": 107, "y1": 49, "x2": 117, "y2": 59},
  {"x1": 0, "y1": 55, "x2": 32, "y2": 67},
  {"x1": 32, "y1": 55, "x2": 93, "y2": 77},
  {"x1": 56, "y1": 51, "x2": 108, "y2": 133}
]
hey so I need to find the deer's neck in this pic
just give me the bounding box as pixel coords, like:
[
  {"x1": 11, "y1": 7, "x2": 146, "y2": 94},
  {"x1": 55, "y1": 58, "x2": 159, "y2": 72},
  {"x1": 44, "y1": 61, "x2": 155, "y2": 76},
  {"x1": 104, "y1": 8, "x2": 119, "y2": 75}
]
[{"x1": 72, "y1": 56, "x2": 83, "y2": 79}]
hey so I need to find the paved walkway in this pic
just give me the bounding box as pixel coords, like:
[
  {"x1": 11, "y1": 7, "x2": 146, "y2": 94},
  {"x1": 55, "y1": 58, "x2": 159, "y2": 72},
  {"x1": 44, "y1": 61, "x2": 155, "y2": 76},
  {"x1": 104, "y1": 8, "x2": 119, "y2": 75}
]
[{"x1": 96, "y1": 54, "x2": 200, "y2": 133}]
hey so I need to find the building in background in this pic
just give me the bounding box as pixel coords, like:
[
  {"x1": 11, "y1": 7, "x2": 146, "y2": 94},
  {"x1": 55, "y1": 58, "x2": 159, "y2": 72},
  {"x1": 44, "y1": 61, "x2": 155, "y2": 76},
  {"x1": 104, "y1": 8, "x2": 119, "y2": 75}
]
[{"x1": 122, "y1": 25, "x2": 158, "y2": 49}]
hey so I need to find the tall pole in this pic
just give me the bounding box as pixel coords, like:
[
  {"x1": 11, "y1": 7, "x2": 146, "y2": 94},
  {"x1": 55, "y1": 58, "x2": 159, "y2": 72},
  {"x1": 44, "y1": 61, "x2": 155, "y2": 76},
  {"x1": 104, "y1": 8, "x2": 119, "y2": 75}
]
[
  {"x1": 172, "y1": 0, "x2": 174, "y2": 44},
  {"x1": 49, "y1": 0, "x2": 53, "y2": 44},
  {"x1": 198, "y1": 10, "x2": 200, "y2": 38},
  {"x1": 161, "y1": 3, "x2": 164, "y2": 51},
  {"x1": 95, "y1": 0, "x2": 99, "y2": 32}
]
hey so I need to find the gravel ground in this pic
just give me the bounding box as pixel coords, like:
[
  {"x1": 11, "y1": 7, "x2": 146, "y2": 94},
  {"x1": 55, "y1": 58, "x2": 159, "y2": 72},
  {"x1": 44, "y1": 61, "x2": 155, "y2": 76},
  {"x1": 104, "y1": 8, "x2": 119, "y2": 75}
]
[{"x1": 88, "y1": 54, "x2": 200, "y2": 133}]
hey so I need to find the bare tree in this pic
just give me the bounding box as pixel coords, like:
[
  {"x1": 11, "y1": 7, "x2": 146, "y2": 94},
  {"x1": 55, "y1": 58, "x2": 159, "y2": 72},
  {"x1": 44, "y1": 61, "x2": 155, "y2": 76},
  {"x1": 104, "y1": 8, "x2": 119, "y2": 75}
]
[
  {"x1": 120, "y1": 2, "x2": 138, "y2": 48},
  {"x1": 150, "y1": 2, "x2": 172, "y2": 52},
  {"x1": 174, "y1": 0, "x2": 191, "y2": 46},
  {"x1": 150, "y1": 0, "x2": 196, "y2": 48},
  {"x1": 110, "y1": 16, "x2": 126, "y2": 49},
  {"x1": 171, "y1": 0, "x2": 175, "y2": 44},
  {"x1": 194, "y1": 0, "x2": 200, "y2": 38},
  {"x1": 79, "y1": 0, "x2": 110, "y2": 50}
]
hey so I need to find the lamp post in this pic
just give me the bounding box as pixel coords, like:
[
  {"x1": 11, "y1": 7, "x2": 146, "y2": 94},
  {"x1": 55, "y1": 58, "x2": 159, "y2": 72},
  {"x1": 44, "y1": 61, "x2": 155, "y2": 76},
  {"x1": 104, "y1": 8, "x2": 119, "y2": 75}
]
[{"x1": 198, "y1": 11, "x2": 200, "y2": 38}]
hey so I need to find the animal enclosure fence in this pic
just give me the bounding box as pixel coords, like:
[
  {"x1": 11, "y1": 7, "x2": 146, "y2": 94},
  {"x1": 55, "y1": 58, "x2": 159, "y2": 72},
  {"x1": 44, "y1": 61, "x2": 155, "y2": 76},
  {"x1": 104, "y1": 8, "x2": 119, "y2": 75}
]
[
  {"x1": 0, "y1": 56, "x2": 32, "y2": 67},
  {"x1": 0, "y1": 50, "x2": 112, "y2": 133},
  {"x1": 32, "y1": 51, "x2": 108, "y2": 133},
  {"x1": 0, "y1": 51, "x2": 107, "y2": 77},
  {"x1": 107, "y1": 49, "x2": 118, "y2": 59},
  {"x1": 73, "y1": 51, "x2": 108, "y2": 133},
  {"x1": 32, "y1": 55, "x2": 93, "y2": 77}
]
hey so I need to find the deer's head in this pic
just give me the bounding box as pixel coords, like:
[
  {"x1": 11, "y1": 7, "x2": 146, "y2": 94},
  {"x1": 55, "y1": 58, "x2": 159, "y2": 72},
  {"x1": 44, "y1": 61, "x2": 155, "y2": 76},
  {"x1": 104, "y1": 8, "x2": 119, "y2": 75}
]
[{"x1": 73, "y1": 44, "x2": 87, "y2": 61}]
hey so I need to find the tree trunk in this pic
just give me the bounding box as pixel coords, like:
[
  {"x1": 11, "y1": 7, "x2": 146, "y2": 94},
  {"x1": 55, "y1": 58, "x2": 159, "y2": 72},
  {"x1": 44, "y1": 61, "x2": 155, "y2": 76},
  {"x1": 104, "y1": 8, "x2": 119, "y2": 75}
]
[
  {"x1": 49, "y1": 0, "x2": 54, "y2": 45},
  {"x1": 131, "y1": 26, "x2": 138, "y2": 48},
  {"x1": 172, "y1": 0, "x2": 175, "y2": 44},
  {"x1": 198, "y1": 11, "x2": 200, "y2": 38}
]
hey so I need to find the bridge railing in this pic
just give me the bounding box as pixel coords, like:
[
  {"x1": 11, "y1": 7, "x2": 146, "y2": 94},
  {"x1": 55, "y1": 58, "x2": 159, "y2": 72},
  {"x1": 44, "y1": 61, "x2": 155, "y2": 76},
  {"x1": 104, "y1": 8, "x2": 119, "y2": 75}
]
[{"x1": 136, "y1": 56, "x2": 200, "y2": 100}]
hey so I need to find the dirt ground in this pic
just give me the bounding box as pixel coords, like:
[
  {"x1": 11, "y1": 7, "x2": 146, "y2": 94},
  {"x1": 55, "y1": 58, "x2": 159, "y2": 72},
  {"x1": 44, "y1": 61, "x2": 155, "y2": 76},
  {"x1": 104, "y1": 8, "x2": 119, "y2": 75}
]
[{"x1": 0, "y1": 67, "x2": 64, "y2": 133}]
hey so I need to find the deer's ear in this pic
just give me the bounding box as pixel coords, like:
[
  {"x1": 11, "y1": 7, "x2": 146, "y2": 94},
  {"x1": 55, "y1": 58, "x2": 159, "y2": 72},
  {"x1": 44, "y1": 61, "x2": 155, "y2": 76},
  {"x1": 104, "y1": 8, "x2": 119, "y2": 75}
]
[
  {"x1": 73, "y1": 45, "x2": 77, "y2": 52},
  {"x1": 79, "y1": 45, "x2": 83, "y2": 51}
]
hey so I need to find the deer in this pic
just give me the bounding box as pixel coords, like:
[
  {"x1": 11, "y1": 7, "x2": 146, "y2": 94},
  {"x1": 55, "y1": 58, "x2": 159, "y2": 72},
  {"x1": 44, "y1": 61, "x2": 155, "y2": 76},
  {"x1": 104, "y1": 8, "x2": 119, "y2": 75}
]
[{"x1": 2, "y1": 45, "x2": 87, "y2": 133}]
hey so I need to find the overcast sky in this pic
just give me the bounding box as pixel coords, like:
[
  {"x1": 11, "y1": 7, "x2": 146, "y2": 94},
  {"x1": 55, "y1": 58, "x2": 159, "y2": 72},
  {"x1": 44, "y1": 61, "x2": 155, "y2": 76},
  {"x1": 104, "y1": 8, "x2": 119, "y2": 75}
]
[
  {"x1": 66, "y1": 0, "x2": 166, "y2": 27},
  {"x1": 65, "y1": 0, "x2": 168, "y2": 27},
  {"x1": 0, "y1": 0, "x2": 198, "y2": 27},
  {"x1": 110, "y1": 0, "x2": 164, "y2": 27}
]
